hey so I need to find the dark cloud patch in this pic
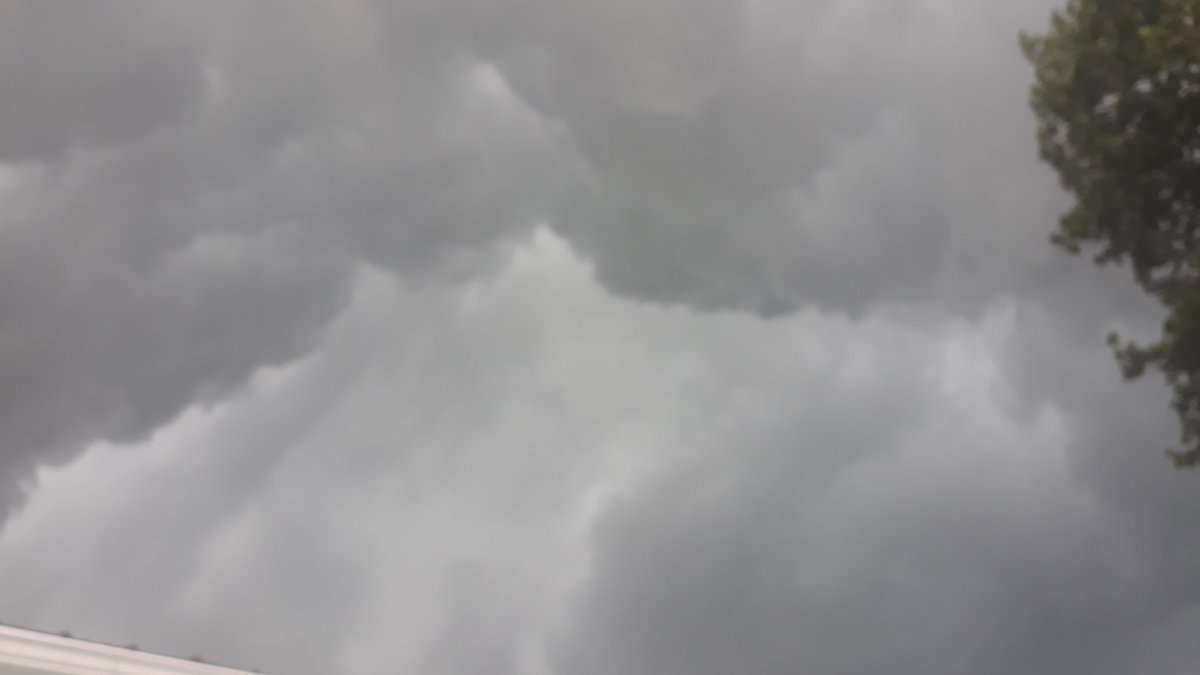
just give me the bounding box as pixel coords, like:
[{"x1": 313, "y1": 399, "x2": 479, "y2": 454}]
[
  {"x1": 0, "y1": 223, "x2": 349, "y2": 518},
  {"x1": 0, "y1": 0, "x2": 1069, "y2": 521},
  {"x1": 482, "y1": 0, "x2": 1065, "y2": 317},
  {"x1": 0, "y1": 1, "x2": 571, "y2": 521},
  {"x1": 0, "y1": 1, "x2": 205, "y2": 162}
]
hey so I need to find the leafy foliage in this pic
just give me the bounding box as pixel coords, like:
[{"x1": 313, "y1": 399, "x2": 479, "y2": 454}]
[{"x1": 1022, "y1": 0, "x2": 1200, "y2": 464}]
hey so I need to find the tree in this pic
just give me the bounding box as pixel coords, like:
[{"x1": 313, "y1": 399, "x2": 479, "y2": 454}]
[{"x1": 1022, "y1": 0, "x2": 1200, "y2": 465}]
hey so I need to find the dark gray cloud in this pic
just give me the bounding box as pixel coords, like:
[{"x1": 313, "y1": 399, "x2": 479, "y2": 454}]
[
  {"x1": 0, "y1": 0, "x2": 570, "y2": 518},
  {"x1": 500, "y1": 0, "x2": 1066, "y2": 316},
  {"x1": 2, "y1": 1, "x2": 1200, "y2": 675},
  {"x1": 0, "y1": 0, "x2": 1062, "y2": 515},
  {"x1": 0, "y1": 1, "x2": 206, "y2": 162}
]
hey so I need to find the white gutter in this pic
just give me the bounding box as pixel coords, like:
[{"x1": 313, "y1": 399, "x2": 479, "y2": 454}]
[{"x1": 0, "y1": 624, "x2": 255, "y2": 674}]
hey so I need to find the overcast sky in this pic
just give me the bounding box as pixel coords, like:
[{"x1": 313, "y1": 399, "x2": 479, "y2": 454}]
[{"x1": 2, "y1": 1, "x2": 1200, "y2": 673}]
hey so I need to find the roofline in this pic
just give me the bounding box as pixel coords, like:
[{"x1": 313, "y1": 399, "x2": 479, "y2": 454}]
[{"x1": 0, "y1": 623, "x2": 256, "y2": 674}]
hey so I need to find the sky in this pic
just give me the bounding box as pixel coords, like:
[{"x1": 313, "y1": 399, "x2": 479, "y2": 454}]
[{"x1": 2, "y1": 1, "x2": 1200, "y2": 674}]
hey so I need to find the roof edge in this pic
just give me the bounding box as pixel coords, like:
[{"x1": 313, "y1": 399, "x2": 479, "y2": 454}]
[{"x1": 0, "y1": 624, "x2": 256, "y2": 674}]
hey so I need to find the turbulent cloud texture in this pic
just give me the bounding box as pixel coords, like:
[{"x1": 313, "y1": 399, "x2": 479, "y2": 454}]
[{"x1": 2, "y1": 1, "x2": 1198, "y2": 674}]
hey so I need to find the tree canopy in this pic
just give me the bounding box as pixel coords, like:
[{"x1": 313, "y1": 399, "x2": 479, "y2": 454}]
[{"x1": 1022, "y1": 0, "x2": 1200, "y2": 464}]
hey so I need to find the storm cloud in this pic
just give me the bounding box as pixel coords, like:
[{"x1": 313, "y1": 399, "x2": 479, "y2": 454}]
[{"x1": 2, "y1": 1, "x2": 1198, "y2": 674}]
